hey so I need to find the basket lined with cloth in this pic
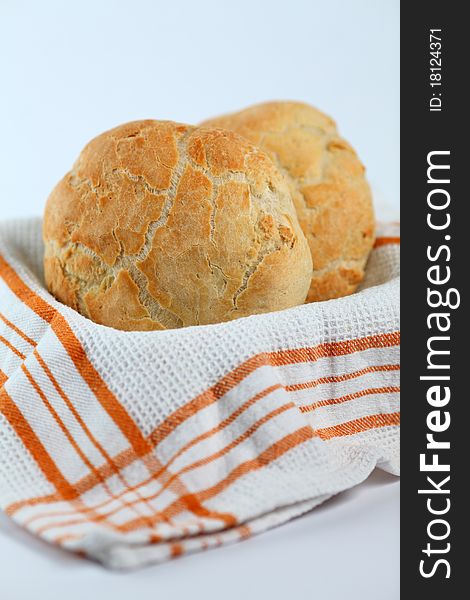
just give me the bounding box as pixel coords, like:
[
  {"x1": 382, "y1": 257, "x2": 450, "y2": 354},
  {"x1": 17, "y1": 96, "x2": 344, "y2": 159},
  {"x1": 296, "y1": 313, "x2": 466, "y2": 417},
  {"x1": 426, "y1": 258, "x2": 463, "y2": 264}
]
[{"x1": 0, "y1": 217, "x2": 399, "y2": 569}]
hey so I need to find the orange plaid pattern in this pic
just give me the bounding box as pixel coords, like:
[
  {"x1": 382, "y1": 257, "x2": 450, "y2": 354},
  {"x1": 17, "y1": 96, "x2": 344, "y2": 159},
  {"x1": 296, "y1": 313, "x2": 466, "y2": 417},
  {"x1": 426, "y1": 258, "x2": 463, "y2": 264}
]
[{"x1": 0, "y1": 220, "x2": 400, "y2": 568}]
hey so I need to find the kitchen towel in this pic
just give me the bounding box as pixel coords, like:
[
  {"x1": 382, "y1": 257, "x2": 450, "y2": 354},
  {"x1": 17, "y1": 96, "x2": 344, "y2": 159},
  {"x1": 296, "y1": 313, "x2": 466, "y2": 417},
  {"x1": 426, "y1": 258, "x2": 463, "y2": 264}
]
[{"x1": 0, "y1": 217, "x2": 399, "y2": 569}]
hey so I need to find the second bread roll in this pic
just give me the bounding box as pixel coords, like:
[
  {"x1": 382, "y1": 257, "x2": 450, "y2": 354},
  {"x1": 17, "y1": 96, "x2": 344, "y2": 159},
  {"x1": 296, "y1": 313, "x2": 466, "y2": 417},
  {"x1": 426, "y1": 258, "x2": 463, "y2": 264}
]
[
  {"x1": 43, "y1": 120, "x2": 312, "y2": 330},
  {"x1": 201, "y1": 101, "x2": 375, "y2": 302}
]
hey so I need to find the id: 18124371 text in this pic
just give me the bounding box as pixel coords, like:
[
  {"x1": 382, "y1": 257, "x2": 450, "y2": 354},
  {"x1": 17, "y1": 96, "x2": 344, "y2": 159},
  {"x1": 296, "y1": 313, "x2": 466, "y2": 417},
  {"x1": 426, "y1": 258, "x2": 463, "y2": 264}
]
[{"x1": 429, "y1": 29, "x2": 442, "y2": 112}]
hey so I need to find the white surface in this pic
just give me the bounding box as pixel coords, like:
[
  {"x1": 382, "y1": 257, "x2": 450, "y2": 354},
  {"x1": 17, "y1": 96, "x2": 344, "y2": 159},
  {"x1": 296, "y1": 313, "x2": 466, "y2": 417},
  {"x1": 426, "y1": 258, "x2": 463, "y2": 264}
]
[
  {"x1": 0, "y1": 470, "x2": 399, "y2": 600},
  {"x1": 0, "y1": 0, "x2": 399, "y2": 597}
]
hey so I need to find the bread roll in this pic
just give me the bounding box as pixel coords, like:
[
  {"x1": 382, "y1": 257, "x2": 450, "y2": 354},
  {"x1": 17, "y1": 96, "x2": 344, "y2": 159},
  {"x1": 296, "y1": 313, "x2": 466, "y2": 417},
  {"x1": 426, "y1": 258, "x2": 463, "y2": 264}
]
[
  {"x1": 43, "y1": 120, "x2": 312, "y2": 330},
  {"x1": 201, "y1": 101, "x2": 375, "y2": 302}
]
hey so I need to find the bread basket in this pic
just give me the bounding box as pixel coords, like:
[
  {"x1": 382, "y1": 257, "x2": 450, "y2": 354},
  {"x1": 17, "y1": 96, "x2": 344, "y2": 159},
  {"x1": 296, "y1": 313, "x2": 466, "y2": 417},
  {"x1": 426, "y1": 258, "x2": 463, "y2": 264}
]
[{"x1": 0, "y1": 217, "x2": 399, "y2": 569}]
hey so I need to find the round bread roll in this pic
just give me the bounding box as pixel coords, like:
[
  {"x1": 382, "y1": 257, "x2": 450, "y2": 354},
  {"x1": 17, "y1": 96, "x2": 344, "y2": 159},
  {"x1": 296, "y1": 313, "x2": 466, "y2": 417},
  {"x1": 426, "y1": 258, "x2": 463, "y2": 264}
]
[
  {"x1": 43, "y1": 120, "x2": 312, "y2": 330},
  {"x1": 201, "y1": 101, "x2": 375, "y2": 302}
]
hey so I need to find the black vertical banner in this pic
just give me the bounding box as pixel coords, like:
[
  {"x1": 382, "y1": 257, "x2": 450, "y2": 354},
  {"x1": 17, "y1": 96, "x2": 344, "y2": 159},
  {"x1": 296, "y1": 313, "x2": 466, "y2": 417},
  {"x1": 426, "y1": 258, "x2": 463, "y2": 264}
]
[{"x1": 401, "y1": 3, "x2": 466, "y2": 597}]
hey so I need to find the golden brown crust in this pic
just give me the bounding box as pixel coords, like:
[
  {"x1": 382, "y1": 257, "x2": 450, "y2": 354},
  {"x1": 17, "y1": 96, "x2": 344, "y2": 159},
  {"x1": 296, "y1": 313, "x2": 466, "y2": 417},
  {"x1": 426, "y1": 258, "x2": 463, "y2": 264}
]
[
  {"x1": 43, "y1": 120, "x2": 312, "y2": 330},
  {"x1": 201, "y1": 101, "x2": 375, "y2": 301}
]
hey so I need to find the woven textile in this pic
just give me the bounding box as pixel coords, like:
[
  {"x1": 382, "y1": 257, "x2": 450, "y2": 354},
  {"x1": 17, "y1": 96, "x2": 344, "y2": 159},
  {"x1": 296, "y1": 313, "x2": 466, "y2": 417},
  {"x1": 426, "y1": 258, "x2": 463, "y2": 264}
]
[{"x1": 0, "y1": 218, "x2": 400, "y2": 569}]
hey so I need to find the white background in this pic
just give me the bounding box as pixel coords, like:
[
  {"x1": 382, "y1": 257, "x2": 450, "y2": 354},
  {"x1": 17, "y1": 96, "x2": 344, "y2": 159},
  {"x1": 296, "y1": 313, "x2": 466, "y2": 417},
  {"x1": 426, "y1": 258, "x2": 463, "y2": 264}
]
[
  {"x1": 0, "y1": 0, "x2": 399, "y2": 219},
  {"x1": 0, "y1": 1, "x2": 399, "y2": 598}
]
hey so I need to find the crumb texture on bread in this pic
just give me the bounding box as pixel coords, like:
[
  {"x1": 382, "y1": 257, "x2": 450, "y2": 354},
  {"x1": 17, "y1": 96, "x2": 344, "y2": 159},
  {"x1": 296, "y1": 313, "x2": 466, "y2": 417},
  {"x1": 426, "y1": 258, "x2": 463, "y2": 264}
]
[
  {"x1": 43, "y1": 120, "x2": 312, "y2": 330},
  {"x1": 201, "y1": 101, "x2": 375, "y2": 301}
]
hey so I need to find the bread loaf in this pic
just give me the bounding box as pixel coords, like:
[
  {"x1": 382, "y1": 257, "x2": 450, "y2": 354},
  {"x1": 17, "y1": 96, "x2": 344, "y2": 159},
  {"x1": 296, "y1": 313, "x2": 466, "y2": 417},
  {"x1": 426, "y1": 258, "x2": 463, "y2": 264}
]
[
  {"x1": 201, "y1": 101, "x2": 375, "y2": 301},
  {"x1": 43, "y1": 120, "x2": 312, "y2": 330}
]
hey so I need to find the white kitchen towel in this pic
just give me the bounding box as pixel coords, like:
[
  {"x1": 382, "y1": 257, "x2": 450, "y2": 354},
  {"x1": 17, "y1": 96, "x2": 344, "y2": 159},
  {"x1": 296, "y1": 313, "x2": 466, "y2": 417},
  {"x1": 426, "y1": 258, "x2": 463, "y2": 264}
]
[{"x1": 0, "y1": 217, "x2": 399, "y2": 569}]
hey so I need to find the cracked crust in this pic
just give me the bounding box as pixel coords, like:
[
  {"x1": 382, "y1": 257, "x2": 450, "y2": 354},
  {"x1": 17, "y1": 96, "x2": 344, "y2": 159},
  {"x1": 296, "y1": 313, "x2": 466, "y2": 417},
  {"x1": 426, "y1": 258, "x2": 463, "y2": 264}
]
[
  {"x1": 43, "y1": 119, "x2": 312, "y2": 330},
  {"x1": 201, "y1": 101, "x2": 375, "y2": 301}
]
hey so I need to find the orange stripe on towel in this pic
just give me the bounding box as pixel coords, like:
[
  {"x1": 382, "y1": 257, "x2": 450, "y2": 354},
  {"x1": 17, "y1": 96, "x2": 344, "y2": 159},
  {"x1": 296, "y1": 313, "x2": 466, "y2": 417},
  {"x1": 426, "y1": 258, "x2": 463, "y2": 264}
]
[
  {"x1": 119, "y1": 426, "x2": 315, "y2": 532},
  {"x1": 374, "y1": 236, "x2": 400, "y2": 248},
  {"x1": 0, "y1": 311, "x2": 36, "y2": 346},
  {"x1": 0, "y1": 369, "x2": 8, "y2": 386},
  {"x1": 0, "y1": 386, "x2": 78, "y2": 501},
  {"x1": 315, "y1": 412, "x2": 401, "y2": 440},
  {"x1": 299, "y1": 386, "x2": 401, "y2": 413},
  {"x1": 286, "y1": 364, "x2": 400, "y2": 392},
  {"x1": 0, "y1": 254, "x2": 150, "y2": 458},
  {"x1": 5, "y1": 330, "x2": 399, "y2": 518},
  {"x1": 147, "y1": 332, "x2": 401, "y2": 449},
  {"x1": 0, "y1": 254, "x2": 234, "y2": 528},
  {"x1": 0, "y1": 334, "x2": 26, "y2": 360}
]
